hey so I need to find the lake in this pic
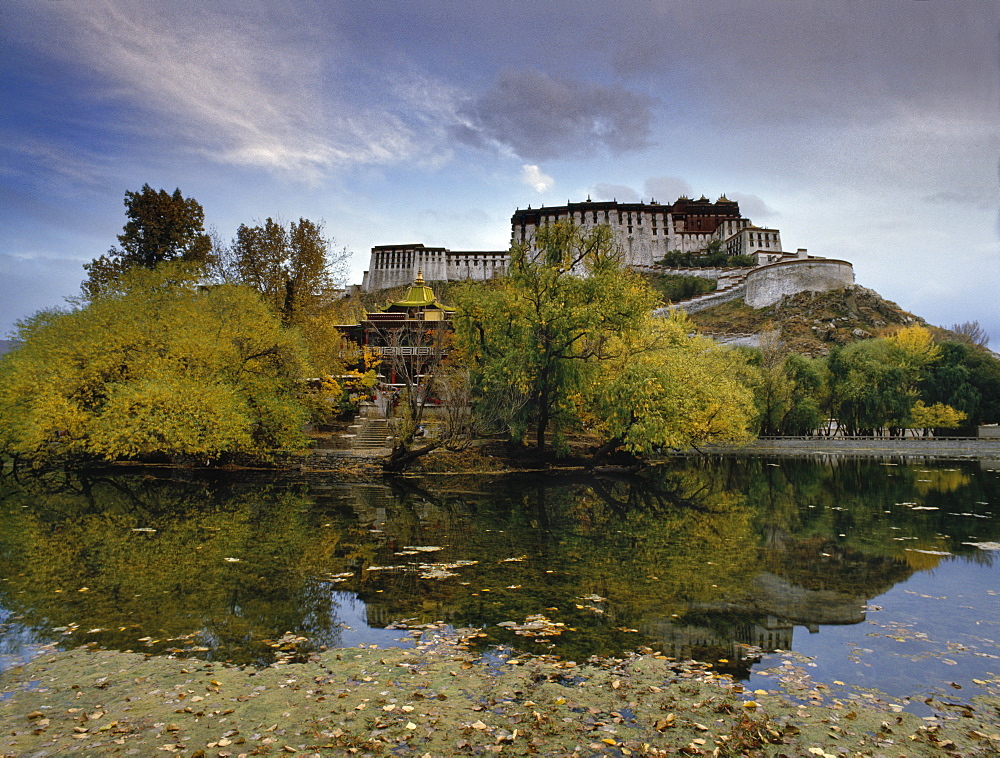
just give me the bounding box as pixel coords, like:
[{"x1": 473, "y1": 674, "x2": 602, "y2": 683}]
[{"x1": 1, "y1": 455, "x2": 997, "y2": 712}]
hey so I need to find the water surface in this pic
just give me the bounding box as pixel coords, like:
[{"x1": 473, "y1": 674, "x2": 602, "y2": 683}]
[{"x1": 1, "y1": 456, "x2": 996, "y2": 708}]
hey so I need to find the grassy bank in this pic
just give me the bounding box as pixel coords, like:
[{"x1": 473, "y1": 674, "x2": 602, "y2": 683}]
[{"x1": 2, "y1": 628, "x2": 998, "y2": 757}]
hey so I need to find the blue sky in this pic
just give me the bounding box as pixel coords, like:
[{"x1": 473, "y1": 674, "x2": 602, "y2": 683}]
[{"x1": 2, "y1": 0, "x2": 998, "y2": 343}]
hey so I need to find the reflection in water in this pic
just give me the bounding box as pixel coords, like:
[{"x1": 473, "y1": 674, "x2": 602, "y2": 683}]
[{"x1": 0, "y1": 457, "x2": 996, "y2": 702}]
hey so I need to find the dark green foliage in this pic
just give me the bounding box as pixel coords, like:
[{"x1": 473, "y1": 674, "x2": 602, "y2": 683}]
[
  {"x1": 644, "y1": 273, "x2": 716, "y2": 303},
  {"x1": 657, "y1": 249, "x2": 755, "y2": 268},
  {"x1": 921, "y1": 341, "x2": 1000, "y2": 424},
  {"x1": 826, "y1": 342, "x2": 913, "y2": 435},
  {"x1": 82, "y1": 185, "x2": 211, "y2": 297}
]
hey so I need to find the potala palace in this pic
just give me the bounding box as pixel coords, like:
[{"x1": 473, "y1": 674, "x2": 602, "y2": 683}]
[{"x1": 360, "y1": 196, "x2": 854, "y2": 309}]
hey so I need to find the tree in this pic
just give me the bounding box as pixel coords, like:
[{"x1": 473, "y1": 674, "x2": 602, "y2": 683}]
[
  {"x1": 0, "y1": 264, "x2": 309, "y2": 464},
  {"x1": 910, "y1": 401, "x2": 967, "y2": 436},
  {"x1": 950, "y1": 320, "x2": 990, "y2": 348},
  {"x1": 214, "y1": 217, "x2": 352, "y2": 381},
  {"x1": 455, "y1": 222, "x2": 659, "y2": 453},
  {"x1": 749, "y1": 333, "x2": 825, "y2": 437},
  {"x1": 920, "y1": 339, "x2": 1000, "y2": 425},
  {"x1": 826, "y1": 340, "x2": 914, "y2": 435},
  {"x1": 82, "y1": 185, "x2": 211, "y2": 297},
  {"x1": 582, "y1": 312, "x2": 756, "y2": 461},
  {"x1": 216, "y1": 217, "x2": 348, "y2": 325},
  {"x1": 824, "y1": 326, "x2": 943, "y2": 436}
]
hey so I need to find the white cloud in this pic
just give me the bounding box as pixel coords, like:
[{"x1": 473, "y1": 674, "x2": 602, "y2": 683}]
[
  {"x1": 728, "y1": 192, "x2": 779, "y2": 220},
  {"x1": 643, "y1": 176, "x2": 692, "y2": 203},
  {"x1": 521, "y1": 164, "x2": 554, "y2": 193},
  {"x1": 32, "y1": 0, "x2": 461, "y2": 182}
]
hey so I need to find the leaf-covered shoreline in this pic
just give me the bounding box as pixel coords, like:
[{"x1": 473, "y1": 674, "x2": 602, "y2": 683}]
[{"x1": 2, "y1": 628, "x2": 998, "y2": 757}]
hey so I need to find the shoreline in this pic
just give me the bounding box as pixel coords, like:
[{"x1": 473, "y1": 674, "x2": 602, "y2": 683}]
[
  {"x1": 290, "y1": 437, "x2": 1000, "y2": 478},
  {"x1": 2, "y1": 630, "x2": 999, "y2": 757}
]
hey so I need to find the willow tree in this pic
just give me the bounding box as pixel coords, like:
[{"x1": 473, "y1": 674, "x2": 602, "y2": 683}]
[
  {"x1": 455, "y1": 221, "x2": 659, "y2": 453},
  {"x1": 0, "y1": 264, "x2": 309, "y2": 464},
  {"x1": 582, "y1": 312, "x2": 757, "y2": 461}
]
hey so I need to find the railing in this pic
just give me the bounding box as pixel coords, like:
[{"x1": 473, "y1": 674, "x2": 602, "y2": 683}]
[
  {"x1": 754, "y1": 435, "x2": 990, "y2": 442},
  {"x1": 371, "y1": 345, "x2": 437, "y2": 356}
]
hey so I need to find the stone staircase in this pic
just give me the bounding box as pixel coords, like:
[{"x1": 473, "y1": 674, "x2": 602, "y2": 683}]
[
  {"x1": 653, "y1": 278, "x2": 748, "y2": 317},
  {"x1": 352, "y1": 418, "x2": 392, "y2": 450}
]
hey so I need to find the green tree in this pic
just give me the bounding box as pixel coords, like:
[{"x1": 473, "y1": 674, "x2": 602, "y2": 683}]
[
  {"x1": 750, "y1": 333, "x2": 825, "y2": 436},
  {"x1": 82, "y1": 184, "x2": 212, "y2": 297},
  {"x1": 920, "y1": 341, "x2": 981, "y2": 425},
  {"x1": 780, "y1": 353, "x2": 826, "y2": 435},
  {"x1": 455, "y1": 222, "x2": 659, "y2": 453},
  {"x1": 0, "y1": 265, "x2": 309, "y2": 464},
  {"x1": 826, "y1": 340, "x2": 911, "y2": 435}
]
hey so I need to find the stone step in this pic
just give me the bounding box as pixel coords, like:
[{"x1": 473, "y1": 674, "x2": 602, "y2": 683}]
[{"x1": 353, "y1": 420, "x2": 392, "y2": 449}]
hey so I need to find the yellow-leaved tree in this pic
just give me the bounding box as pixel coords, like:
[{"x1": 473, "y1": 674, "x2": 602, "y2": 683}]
[
  {"x1": 583, "y1": 311, "x2": 757, "y2": 461},
  {"x1": 910, "y1": 400, "x2": 967, "y2": 436},
  {"x1": 0, "y1": 264, "x2": 309, "y2": 464}
]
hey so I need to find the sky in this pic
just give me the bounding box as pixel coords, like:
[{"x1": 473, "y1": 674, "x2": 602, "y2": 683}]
[{"x1": 2, "y1": 0, "x2": 998, "y2": 343}]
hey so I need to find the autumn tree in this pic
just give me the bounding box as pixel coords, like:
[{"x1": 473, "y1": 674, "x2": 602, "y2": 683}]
[
  {"x1": 910, "y1": 401, "x2": 967, "y2": 436},
  {"x1": 216, "y1": 217, "x2": 348, "y2": 324},
  {"x1": 454, "y1": 222, "x2": 659, "y2": 453},
  {"x1": 582, "y1": 312, "x2": 756, "y2": 461},
  {"x1": 82, "y1": 184, "x2": 211, "y2": 297},
  {"x1": 0, "y1": 264, "x2": 309, "y2": 465},
  {"x1": 214, "y1": 217, "x2": 352, "y2": 380}
]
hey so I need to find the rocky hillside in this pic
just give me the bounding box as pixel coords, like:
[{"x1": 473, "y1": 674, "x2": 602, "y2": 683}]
[
  {"x1": 352, "y1": 278, "x2": 953, "y2": 360},
  {"x1": 687, "y1": 285, "x2": 934, "y2": 356}
]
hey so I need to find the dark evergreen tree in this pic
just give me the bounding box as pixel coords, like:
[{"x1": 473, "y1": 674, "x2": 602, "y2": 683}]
[{"x1": 82, "y1": 184, "x2": 211, "y2": 297}]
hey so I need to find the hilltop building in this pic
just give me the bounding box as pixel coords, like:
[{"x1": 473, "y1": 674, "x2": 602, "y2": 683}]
[
  {"x1": 361, "y1": 196, "x2": 785, "y2": 292},
  {"x1": 358, "y1": 196, "x2": 853, "y2": 311},
  {"x1": 511, "y1": 196, "x2": 782, "y2": 267}
]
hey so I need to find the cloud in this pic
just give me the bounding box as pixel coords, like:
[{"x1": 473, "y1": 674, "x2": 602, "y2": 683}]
[
  {"x1": 27, "y1": 0, "x2": 459, "y2": 182},
  {"x1": 3, "y1": 140, "x2": 111, "y2": 190},
  {"x1": 591, "y1": 183, "x2": 640, "y2": 203},
  {"x1": 611, "y1": 2, "x2": 1000, "y2": 126},
  {"x1": 727, "y1": 192, "x2": 779, "y2": 220},
  {"x1": 643, "y1": 177, "x2": 692, "y2": 203},
  {"x1": 456, "y1": 69, "x2": 655, "y2": 161},
  {"x1": 521, "y1": 165, "x2": 554, "y2": 193}
]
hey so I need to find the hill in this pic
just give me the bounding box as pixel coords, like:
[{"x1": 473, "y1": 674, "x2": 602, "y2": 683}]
[
  {"x1": 354, "y1": 278, "x2": 952, "y2": 359},
  {"x1": 684, "y1": 285, "x2": 931, "y2": 356}
]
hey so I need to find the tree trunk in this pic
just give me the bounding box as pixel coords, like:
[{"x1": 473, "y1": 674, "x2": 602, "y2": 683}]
[{"x1": 383, "y1": 441, "x2": 440, "y2": 473}]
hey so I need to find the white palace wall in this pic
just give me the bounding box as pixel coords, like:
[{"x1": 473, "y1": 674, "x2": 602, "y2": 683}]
[{"x1": 743, "y1": 259, "x2": 855, "y2": 308}]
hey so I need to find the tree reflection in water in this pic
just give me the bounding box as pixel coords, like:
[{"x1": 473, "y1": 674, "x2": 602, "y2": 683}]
[{"x1": 0, "y1": 458, "x2": 996, "y2": 688}]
